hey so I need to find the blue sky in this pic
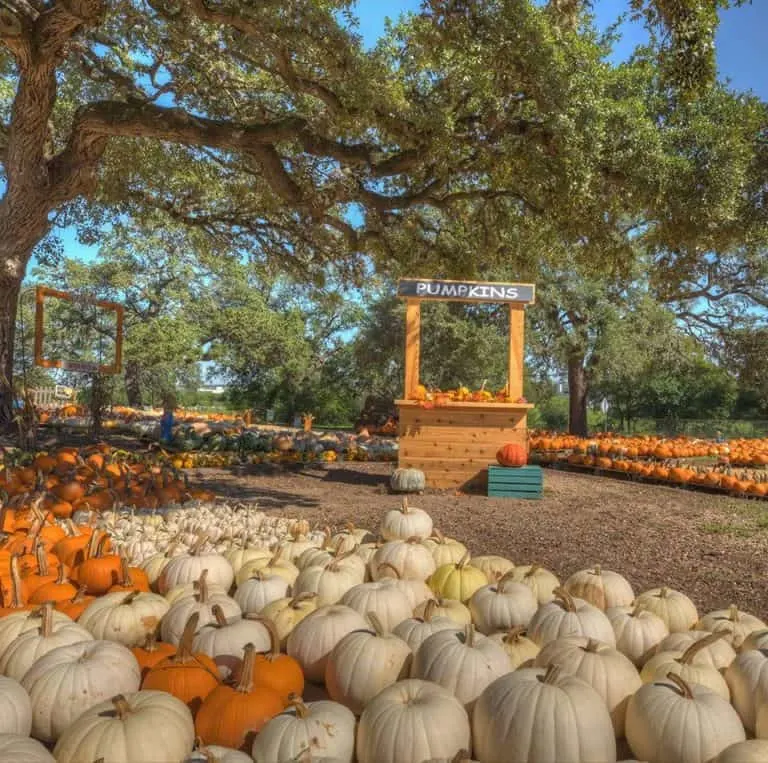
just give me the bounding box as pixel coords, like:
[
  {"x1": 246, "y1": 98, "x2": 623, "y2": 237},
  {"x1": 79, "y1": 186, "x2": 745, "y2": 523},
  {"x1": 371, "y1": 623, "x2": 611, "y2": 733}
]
[{"x1": 55, "y1": 0, "x2": 768, "y2": 264}]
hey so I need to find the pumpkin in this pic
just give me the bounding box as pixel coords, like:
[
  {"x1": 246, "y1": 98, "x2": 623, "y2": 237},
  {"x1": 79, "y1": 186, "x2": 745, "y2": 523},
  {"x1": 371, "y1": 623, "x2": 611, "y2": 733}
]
[
  {"x1": 465, "y1": 554, "x2": 514, "y2": 584},
  {"x1": 194, "y1": 643, "x2": 284, "y2": 751},
  {"x1": 234, "y1": 571, "x2": 289, "y2": 614},
  {"x1": 724, "y1": 648, "x2": 768, "y2": 733},
  {"x1": 52, "y1": 691, "x2": 195, "y2": 763},
  {"x1": 634, "y1": 587, "x2": 698, "y2": 633},
  {"x1": 142, "y1": 613, "x2": 221, "y2": 716},
  {"x1": 251, "y1": 696, "x2": 356, "y2": 763},
  {"x1": 606, "y1": 603, "x2": 669, "y2": 667},
  {"x1": 487, "y1": 626, "x2": 540, "y2": 669},
  {"x1": 422, "y1": 530, "x2": 468, "y2": 568},
  {"x1": 640, "y1": 632, "x2": 731, "y2": 699},
  {"x1": 248, "y1": 617, "x2": 304, "y2": 704},
  {"x1": 563, "y1": 565, "x2": 635, "y2": 610},
  {"x1": 293, "y1": 551, "x2": 366, "y2": 606},
  {"x1": 72, "y1": 532, "x2": 122, "y2": 595},
  {"x1": 21, "y1": 639, "x2": 141, "y2": 742},
  {"x1": 287, "y1": 604, "x2": 368, "y2": 684},
  {"x1": 393, "y1": 601, "x2": 460, "y2": 653},
  {"x1": 534, "y1": 636, "x2": 642, "y2": 738},
  {"x1": 714, "y1": 740, "x2": 768, "y2": 763},
  {"x1": 160, "y1": 570, "x2": 242, "y2": 645},
  {"x1": 108, "y1": 556, "x2": 151, "y2": 593},
  {"x1": 428, "y1": 552, "x2": 486, "y2": 603},
  {"x1": 77, "y1": 590, "x2": 170, "y2": 647},
  {"x1": 131, "y1": 632, "x2": 177, "y2": 681},
  {"x1": 192, "y1": 606, "x2": 271, "y2": 680},
  {"x1": 0, "y1": 605, "x2": 72, "y2": 656},
  {"x1": 468, "y1": 572, "x2": 538, "y2": 634},
  {"x1": 371, "y1": 537, "x2": 436, "y2": 582},
  {"x1": 260, "y1": 592, "x2": 318, "y2": 648},
  {"x1": 0, "y1": 601, "x2": 93, "y2": 682},
  {"x1": 235, "y1": 549, "x2": 299, "y2": 587},
  {"x1": 389, "y1": 468, "x2": 426, "y2": 494},
  {"x1": 696, "y1": 604, "x2": 767, "y2": 649},
  {"x1": 742, "y1": 629, "x2": 768, "y2": 652},
  {"x1": 340, "y1": 580, "x2": 413, "y2": 632},
  {"x1": 367, "y1": 561, "x2": 432, "y2": 609},
  {"x1": 379, "y1": 498, "x2": 433, "y2": 541},
  {"x1": 325, "y1": 612, "x2": 412, "y2": 715},
  {"x1": 225, "y1": 546, "x2": 272, "y2": 577},
  {"x1": 0, "y1": 675, "x2": 32, "y2": 735},
  {"x1": 158, "y1": 536, "x2": 234, "y2": 594},
  {"x1": 472, "y1": 664, "x2": 617, "y2": 763},
  {"x1": 495, "y1": 442, "x2": 527, "y2": 467},
  {"x1": 652, "y1": 629, "x2": 737, "y2": 672},
  {"x1": 527, "y1": 588, "x2": 616, "y2": 647},
  {"x1": 413, "y1": 596, "x2": 472, "y2": 625},
  {"x1": 185, "y1": 744, "x2": 253, "y2": 762},
  {"x1": 53, "y1": 585, "x2": 95, "y2": 620},
  {"x1": 625, "y1": 672, "x2": 745, "y2": 763},
  {"x1": 506, "y1": 563, "x2": 560, "y2": 604},
  {"x1": 356, "y1": 679, "x2": 471, "y2": 763},
  {"x1": 0, "y1": 734, "x2": 56, "y2": 763},
  {"x1": 28, "y1": 564, "x2": 77, "y2": 605}
]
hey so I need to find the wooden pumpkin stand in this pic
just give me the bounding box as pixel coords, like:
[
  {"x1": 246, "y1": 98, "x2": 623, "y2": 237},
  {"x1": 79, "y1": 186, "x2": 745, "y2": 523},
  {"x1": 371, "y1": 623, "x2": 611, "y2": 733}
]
[{"x1": 395, "y1": 278, "x2": 536, "y2": 491}]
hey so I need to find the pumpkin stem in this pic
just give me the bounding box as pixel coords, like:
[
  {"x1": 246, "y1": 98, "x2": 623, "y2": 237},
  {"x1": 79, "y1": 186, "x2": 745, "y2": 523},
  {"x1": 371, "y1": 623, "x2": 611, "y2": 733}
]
[
  {"x1": 456, "y1": 551, "x2": 471, "y2": 569},
  {"x1": 525, "y1": 564, "x2": 541, "y2": 578},
  {"x1": 728, "y1": 604, "x2": 740, "y2": 622},
  {"x1": 366, "y1": 611, "x2": 386, "y2": 636},
  {"x1": 35, "y1": 539, "x2": 49, "y2": 577},
  {"x1": 401, "y1": 497, "x2": 409, "y2": 514},
  {"x1": 630, "y1": 603, "x2": 644, "y2": 618},
  {"x1": 176, "y1": 612, "x2": 200, "y2": 660},
  {"x1": 54, "y1": 564, "x2": 67, "y2": 585},
  {"x1": 680, "y1": 631, "x2": 726, "y2": 664},
  {"x1": 540, "y1": 663, "x2": 562, "y2": 685},
  {"x1": 665, "y1": 671, "x2": 694, "y2": 699},
  {"x1": 452, "y1": 752, "x2": 472, "y2": 763},
  {"x1": 584, "y1": 638, "x2": 600, "y2": 653},
  {"x1": 139, "y1": 631, "x2": 160, "y2": 652},
  {"x1": 40, "y1": 601, "x2": 54, "y2": 637},
  {"x1": 376, "y1": 561, "x2": 402, "y2": 580},
  {"x1": 84, "y1": 528, "x2": 101, "y2": 560},
  {"x1": 211, "y1": 604, "x2": 229, "y2": 627},
  {"x1": 6, "y1": 555, "x2": 23, "y2": 608},
  {"x1": 235, "y1": 642, "x2": 256, "y2": 693},
  {"x1": 121, "y1": 590, "x2": 141, "y2": 606},
  {"x1": 659, "y1": 586, "x2": 669, "y2": 599},
  {"x1": 118, "y1": 557, "x2": 134, "y2": 587},
  {"x1": 68, "y1": 584, "x2": 88, "y2": 604},
  {"x1": 431, "y1": 529, "x2": 445, "y2": 544},
  {"x1": 503, "y1": 626, "x2": 527, "y2": 643},
  {"x1": 286, "y1": 692, "x2": 309, "y2": 718},
  {"x1": 553, "y1": 587, "x2": 576, "y2": 612},
  {"x1": 289, "y1": 592, "x2": 317, "y2": 608},
  {"x1": 593, "y1": 564, "x2": 602, "y2": 576},
  {"x1": 256, "y1": 616, "x2": 281, "y2": 658},
  {"x1": 421, "y1": 599, "x2": 438, "y2": 622},
  {"x1": 111, "y1": 694, "x2": 132, "y2": 720},
  {"x1": 197, "y1": 570, "x2": 209, "y2": 603},
  {"x1": 190, "y1": 533, "x2": 209, "y2": 555}
]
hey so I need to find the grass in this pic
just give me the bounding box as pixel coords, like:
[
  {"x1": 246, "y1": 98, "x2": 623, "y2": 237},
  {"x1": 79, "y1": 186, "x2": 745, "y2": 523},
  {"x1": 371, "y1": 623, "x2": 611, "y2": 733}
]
[{"x1": 700, "y1": 499, "x2": 768, "y2": 537}]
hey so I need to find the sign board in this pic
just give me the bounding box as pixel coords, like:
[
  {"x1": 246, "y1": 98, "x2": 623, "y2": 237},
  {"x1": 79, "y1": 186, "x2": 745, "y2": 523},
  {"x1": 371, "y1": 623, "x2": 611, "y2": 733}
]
[{"x1": 397, "y1": 278, "x2": 535, "y2": 304}]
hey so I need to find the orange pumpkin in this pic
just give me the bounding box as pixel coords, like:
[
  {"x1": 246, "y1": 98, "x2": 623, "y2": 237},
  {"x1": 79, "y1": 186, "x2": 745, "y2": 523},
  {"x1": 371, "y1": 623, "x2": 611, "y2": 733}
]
[
  {"x1": 496, "y1": 442, "x2": 527, "y2": 468},
  {"x1": 72, "y1": 532, "x2": 121, "y2": 594},
  {"x1": 249, "y1": 618, "x2": 304, "y2": 704},
  {"x1": 131, "y1": 633, "x2": 178, "y2": 681},
  {"x1": 194, "y1": 642, "x2": 284, "y2": 751},
  {"x1": 29, "y1": 564, "x2": 77, "y2": 604},
  {"x1": 54, "y1": 585, "x2": 95, "y2": 620},
  {"x1": 0, "y1": 556, "x2": 32, "y2": 616},
  {"x1": 108, "y1": 557, "x2": 150, "y2": 593},
  {"x1": 142, "y1": 613, "x2": 220, "y2": 716}
]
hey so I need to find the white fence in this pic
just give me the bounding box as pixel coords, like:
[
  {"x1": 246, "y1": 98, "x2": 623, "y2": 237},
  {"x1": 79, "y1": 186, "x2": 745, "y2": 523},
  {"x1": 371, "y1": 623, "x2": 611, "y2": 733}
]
[{"x1": 26, "y1": 386, "x2": 76, "y2": 409}]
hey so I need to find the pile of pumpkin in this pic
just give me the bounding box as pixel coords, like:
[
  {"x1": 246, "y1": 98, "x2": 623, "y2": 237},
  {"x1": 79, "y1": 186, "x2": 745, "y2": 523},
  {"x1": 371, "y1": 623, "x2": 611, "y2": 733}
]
[{"x1": 0, "y1": 498, "x2": 768, "y2": 761}]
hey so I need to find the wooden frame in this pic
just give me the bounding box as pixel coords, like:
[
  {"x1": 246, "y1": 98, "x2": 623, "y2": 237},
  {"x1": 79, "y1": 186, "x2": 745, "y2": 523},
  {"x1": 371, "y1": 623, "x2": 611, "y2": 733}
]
[
  {"x1": 395, "y1": 278, "x2": 536, "y2": 490},
  {"x1": 34, "y1": 286, "x2": 124, "y2": 375}
]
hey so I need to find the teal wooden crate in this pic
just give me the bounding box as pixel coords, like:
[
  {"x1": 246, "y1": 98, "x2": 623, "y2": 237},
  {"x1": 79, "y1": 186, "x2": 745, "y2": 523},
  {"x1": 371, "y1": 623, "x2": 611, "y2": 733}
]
[{"x1": 487, "y1": 465, "x2": 543, "y2": 499}]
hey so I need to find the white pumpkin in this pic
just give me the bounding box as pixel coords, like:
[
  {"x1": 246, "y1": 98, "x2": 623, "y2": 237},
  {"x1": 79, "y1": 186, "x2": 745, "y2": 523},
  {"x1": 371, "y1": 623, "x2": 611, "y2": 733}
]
[
  {"x1": 714, "y1": 740, "x2": 768, "y2": 763},
  {"x1": 235, "y1": 550, "x2": 299, "y2": 587},
  {"x1": 192, "y1": 607, "x2": 271, "y2": 680},
  {"x1": 0, "y1": 602, "x2": 93, "y2": 682},
  {"x1": 52, "y1": 690, "x2": 195, "y2": 763},
  {"x1": 21, "y1": 639, "x2": 141, "y2": 742},
  {"x1": 164, "y1": 579, "x2": 229, "y2": 606},
  {"x1": 0, "y1": 734, "x2": 56, "y2": 762},
  {"x1": 651, "y1": 629, "x2": 737, "y2": 672},
  {"x1": 422, "y1": 531, "x2": 468, "y2": 567},
  {"x1": 379, "y1": 498, "x2": 433, "y2": 541},
  {"x1": 393, "y1": 602, "x2": 459, "y2": 653},
  {"x1": 487, "y1": 626, "x2": 540, "y2": 669},
  {"x1": 77, "y1": 590, "x2": 170, "y2": 647},
  {"x1": 234, "y1": 572, "x2": 289, "y2": 614},
  {"x1": 364, "y1": 561, "x2": 431, "y2": 609},
  {"x1": 293, "y1": 552, "x2": 366, "y2": 606},
  {"x1": 527, "y1": 588, "x2": 616, "y2": 647},
  {"x1": 563, "y1": 565, "x2": 635, "y2": 610},
  {"x1": 626, "y1": 673, "x2": 745, "y2": 763},
  {"x1": 696, "y1": 604, "x2": 767, "y2": 649},
  {"x1": 160, "y1": 571, "x2": 242, "y2": 645},
  {"x1": 725, "y1": 648, "x2": 768, "y2": 733},
  {"x1": 414, "y1": 596, "x2": 472, "y2": 625},
  {"x1": 260, "y1": 593, "x2": 318, "y2": 648},
  {"x1": 225, "y1": 546, "x2": 272, "y2": 576},
  {"x1": 471, "y1": 554, "x2": 515, "y2": 584},
  {"x1": 412, "y1": 625, "x2": 511, "y2": 711},
  {"x1": 370, "y1": 538, "x2": 436, "y2": 582},
  {"x1": 506, "y1": 563, "x2": 560, "y2": 604},
  {"x1": 251, "y1": 697, "x2": 356, "y2": 763},
  {"x1": 0, "y1": 606, "x2": 73, "y2": 656},
  {"x1": 141, "y1": 544, "x2": 185, "y2": 588},
  {"x1": 640, "y1": 632, "x2": 731, "y2": 700},
  {"x1": 356, "y1": 679, "x2": 470, "y2": 763},
  {"x1": 607, "y1": 604, "x2": 669, "y2": 667},
  {"x1": 340, "y1": 581, "x2": 413, "y2": 632},
  {"x1": 158, "y1": 536, "x2": 234, "y2": 594},
  {"x1": 325, "y1": 612, "x2": 412, "y2": 715},
  {"x1": 472, "y1": 664, "x2": 617, "y2": 763},
  {"x1": 331, "y1": 523, "x2": 375, "y2": 553},
  {"x1": 287, "y1": 605, "x2": 368, "y2": 683},
  {"x1": 0, "y1": 676, "x2": 31, "y2": 735},
  {"x1": 634, "y1": 587, "x2": 698, "y2": 633},
  {"x1": 185, "y1": 744, "x2": 252, "y2": 763},
  {"x1": 742, "y1": 629, "x2": 768, "y2": 652},
  {"x1": 468, "y1": 574, "x2": 538, "y2": 634},
  {"x1": 534, "y1": 636, "x2": 642, "y2": 738}
]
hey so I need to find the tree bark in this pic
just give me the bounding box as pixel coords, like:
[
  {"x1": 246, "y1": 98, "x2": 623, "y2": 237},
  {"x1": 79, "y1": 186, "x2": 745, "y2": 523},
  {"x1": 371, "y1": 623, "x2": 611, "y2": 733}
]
[
  {"x1": 567, "y1": 355, "x2": 589, "y2": 436},
  {"x1": 124, "y1": 361, "x2": 143, "y2": 407},
  {"x1": 0, "y1": 261, "x2": 27, "y2": 430}
]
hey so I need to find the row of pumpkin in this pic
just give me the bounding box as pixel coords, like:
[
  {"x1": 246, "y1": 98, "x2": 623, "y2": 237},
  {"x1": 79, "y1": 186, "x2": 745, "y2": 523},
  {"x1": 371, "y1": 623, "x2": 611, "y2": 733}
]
[{"x1": 0, "y1": 497, "x2": 768, "y2": 761}]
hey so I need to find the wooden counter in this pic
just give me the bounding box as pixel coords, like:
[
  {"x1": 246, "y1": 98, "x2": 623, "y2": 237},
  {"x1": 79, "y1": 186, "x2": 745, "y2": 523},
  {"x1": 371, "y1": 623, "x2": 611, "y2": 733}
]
[{"x1": 396, "y1": 400, "x2": 533, "y2": 490}]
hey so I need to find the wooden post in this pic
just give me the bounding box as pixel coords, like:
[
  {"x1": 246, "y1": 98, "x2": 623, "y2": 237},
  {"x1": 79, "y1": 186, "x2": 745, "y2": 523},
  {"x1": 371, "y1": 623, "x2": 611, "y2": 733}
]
[
  {"x1": 508, "y1": 305, "x2": 525, "y2": 400},
  {"x1": 404, "y1": 299, "x2": 421, "y2": 397}
]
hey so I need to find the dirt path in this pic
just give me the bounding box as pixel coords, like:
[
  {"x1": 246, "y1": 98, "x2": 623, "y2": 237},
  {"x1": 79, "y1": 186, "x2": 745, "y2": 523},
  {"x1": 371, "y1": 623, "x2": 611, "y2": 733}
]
[{"x1": 188, "y1": 461, "x2": 768, "y2": 620}]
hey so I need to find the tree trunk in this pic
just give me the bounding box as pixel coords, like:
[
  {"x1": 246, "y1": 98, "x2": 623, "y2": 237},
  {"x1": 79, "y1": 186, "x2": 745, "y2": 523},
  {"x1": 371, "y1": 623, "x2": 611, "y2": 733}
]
[
  {"x1": 0, "y1": 274, "x2": 23, "y2": 431},
  {"x1": 567, "y1": 355, "x2": 589, "y2": 436},
  {"x1": 124, "y1": 361, "x2": 143, "y2": 407}
]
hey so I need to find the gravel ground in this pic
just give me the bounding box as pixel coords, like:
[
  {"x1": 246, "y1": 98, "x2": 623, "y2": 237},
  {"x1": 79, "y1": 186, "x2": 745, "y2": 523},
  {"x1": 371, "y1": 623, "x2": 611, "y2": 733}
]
[{"x1": 189, "y1": 461, "x2": 768, "y2": 620}]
